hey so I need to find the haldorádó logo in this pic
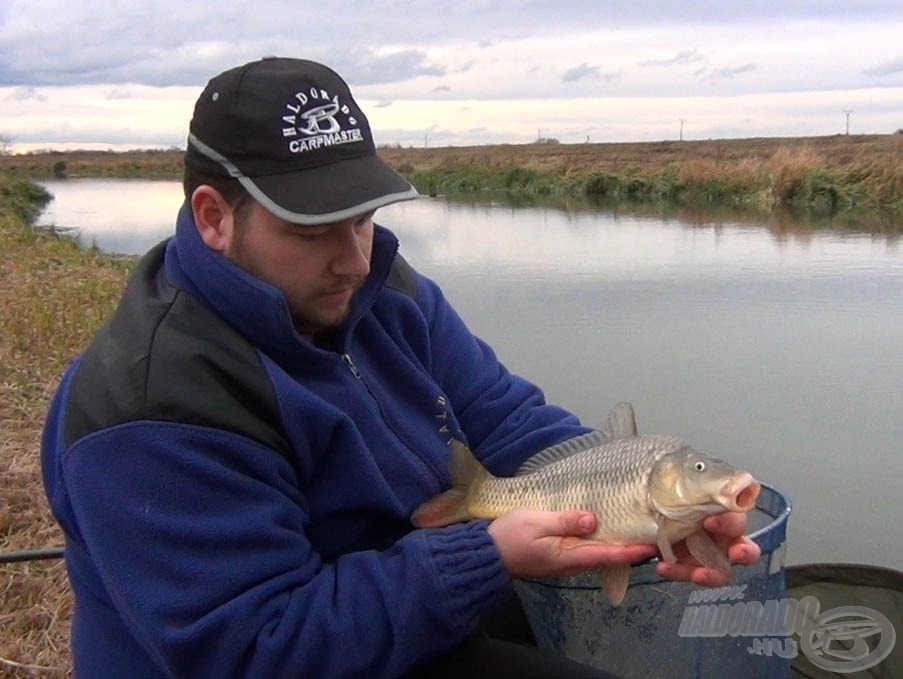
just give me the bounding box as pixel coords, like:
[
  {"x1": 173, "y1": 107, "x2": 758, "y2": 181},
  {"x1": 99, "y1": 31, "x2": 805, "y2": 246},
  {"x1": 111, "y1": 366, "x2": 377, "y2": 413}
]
[
  {"x1": 680, "y1": 591, "x2": 896, "y2": 673},
  {"x1": 281, "y1": 88, "x2": 363, "y2": 154}
]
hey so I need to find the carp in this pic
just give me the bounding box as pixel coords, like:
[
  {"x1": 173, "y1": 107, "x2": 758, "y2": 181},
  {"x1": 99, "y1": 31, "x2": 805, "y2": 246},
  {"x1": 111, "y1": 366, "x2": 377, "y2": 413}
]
[{"x1": 412, "y1": 403, "x2": 760, "y2": 605}]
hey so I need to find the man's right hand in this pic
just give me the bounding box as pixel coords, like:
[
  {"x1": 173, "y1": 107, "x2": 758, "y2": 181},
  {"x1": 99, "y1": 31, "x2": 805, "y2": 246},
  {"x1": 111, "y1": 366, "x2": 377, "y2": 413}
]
[{"x1": 486, "y1": 509, "x2": 656, "y2": 579}]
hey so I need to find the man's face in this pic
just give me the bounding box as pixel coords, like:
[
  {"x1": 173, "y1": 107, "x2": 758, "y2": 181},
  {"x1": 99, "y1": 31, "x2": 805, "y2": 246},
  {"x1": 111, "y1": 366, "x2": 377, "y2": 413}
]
[{"x1": 224, "y1": 201, "x2": 375, "y2": 338}]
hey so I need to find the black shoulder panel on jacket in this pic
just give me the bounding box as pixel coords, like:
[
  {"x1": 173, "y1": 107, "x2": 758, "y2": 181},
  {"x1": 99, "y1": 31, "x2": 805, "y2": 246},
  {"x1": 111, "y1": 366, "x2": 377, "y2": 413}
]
[
  {"x1": 63, "y1": 242, "x2": 293, "y2": 463},
  {"x1": 384, "y1": 252, "x2": 417, "y2": 299}
]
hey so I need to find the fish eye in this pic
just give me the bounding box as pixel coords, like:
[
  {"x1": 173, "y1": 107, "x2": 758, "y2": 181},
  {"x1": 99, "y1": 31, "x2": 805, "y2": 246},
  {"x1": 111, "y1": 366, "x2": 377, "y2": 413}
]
[{"x1": 693, "y1": 461, "x2": 707, "y2": 472}]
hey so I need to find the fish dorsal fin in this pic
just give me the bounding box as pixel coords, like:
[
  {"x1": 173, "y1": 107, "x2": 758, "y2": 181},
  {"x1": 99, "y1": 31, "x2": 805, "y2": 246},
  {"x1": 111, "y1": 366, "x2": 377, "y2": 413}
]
[
  {"x1": 603, "y1": 402, "x2": 638, "y2": 440},
  {"x1": 516, "y1": 430, "x2": 610, "y2": 476}
]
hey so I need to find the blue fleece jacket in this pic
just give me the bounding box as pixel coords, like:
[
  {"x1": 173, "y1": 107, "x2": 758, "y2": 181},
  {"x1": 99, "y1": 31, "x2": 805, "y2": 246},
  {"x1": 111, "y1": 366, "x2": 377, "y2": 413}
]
[{"x1": 41, "y1": 203, "x2": 589, "y2": 678}]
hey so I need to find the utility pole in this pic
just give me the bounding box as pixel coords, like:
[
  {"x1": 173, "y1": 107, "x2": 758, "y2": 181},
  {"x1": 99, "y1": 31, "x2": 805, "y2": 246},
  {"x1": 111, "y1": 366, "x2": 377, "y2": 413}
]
[
  {"x1": 679, "y1": 119, "x2": 686, "y2": 141},
  {"x1": 843, "y1": 110, "x2": 853, "y2": 135}
]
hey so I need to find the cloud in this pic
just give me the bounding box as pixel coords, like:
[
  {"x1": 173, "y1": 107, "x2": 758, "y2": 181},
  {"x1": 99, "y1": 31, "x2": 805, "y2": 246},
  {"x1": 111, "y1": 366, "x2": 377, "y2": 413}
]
[
  {"x1": 0, "y1": 1, "x2": 899, "y2": 98},
  {"x1": 563, "y1": 63, "x2": 600, "y2": 83},
  {"x1": 5, "y1": 86, "x2": 45, "y2": 102},
  {"x1": 693, "y1": 63, "x2": 758, "y2": 80},
  {"x1": 640, "y1": 49, "x2": 705, "y2": 67},
  {"x1": 863, "y1": 57, "x2": 903, "y2": 76},
  {"x1": 0, "y1": 3, "x2": 447, "y2": 88},
  {"x1": 342, "y1": 48, "x2": 447, "y2": 86},
  {"x1": 107, "y1": 88, "x2": 135, "y2": 100},
  {"x1": 559, "y1": 63, "x2": 620, "y2": 85},
  {"x1": 1, "y1": 0, "x2": 902, "y2": 147},
  {"x1": 711, "y1": 63, "x2": 757, "y2": 78}
]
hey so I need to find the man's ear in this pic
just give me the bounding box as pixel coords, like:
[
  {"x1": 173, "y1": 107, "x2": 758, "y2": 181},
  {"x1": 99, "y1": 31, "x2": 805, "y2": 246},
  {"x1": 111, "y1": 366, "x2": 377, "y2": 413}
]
[{"x1": 191, "y1": 185, "x2": 234, "y2": 253}]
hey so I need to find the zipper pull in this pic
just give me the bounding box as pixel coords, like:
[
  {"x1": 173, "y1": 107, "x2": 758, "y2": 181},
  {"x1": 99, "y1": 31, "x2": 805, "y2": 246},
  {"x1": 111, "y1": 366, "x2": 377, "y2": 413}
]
[{"x1": 341, "y1": 353, "x2": 362, "y2": 379}]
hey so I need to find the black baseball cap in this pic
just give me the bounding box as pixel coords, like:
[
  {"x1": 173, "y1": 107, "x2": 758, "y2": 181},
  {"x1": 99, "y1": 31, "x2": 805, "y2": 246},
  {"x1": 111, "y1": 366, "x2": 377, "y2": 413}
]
[{"x1": 185, "y1": 57, "x2": 418, "y2": 225}]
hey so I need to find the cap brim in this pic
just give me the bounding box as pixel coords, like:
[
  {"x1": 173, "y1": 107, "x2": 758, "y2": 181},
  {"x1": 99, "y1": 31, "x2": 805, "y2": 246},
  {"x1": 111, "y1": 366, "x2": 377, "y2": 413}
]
[{"x1": 241, "y1": 155, "x2": 419, "y2": 225}]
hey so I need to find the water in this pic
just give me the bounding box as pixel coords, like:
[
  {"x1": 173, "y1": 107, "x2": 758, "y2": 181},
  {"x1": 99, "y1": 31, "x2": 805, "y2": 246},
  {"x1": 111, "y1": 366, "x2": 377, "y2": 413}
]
[
  {"x1": 37, "y1": 178, "x2": 903, "y2": 570},
  {"x1": 37, "y1": 178, "x2": 184, "y2": 254}
]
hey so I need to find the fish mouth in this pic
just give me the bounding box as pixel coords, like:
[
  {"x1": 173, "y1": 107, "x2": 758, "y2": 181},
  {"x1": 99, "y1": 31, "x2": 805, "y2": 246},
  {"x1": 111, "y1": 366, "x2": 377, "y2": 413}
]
[{"x1": 719, "y1": 473, "x2": 761, "y2": 512}]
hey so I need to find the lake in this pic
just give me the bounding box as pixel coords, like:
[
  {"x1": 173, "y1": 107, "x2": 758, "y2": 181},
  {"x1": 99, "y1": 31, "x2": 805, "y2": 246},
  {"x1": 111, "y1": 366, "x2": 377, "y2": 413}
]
[{"x1": 38, "y1": 178, "x2": 903, "y2": 571}]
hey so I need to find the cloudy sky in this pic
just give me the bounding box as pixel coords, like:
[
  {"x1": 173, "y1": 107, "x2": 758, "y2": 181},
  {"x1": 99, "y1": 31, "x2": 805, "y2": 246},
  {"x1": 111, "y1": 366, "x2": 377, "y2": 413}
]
[{"x1": 1, "y1": 1, "x2": 901, "y2": 152}]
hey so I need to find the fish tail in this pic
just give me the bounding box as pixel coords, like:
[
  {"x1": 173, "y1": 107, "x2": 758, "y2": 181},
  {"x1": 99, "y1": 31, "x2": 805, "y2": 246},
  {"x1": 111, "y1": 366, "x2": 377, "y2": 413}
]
[{"x1": 411, "y1": 440, "x2": 490, "y2": 527}]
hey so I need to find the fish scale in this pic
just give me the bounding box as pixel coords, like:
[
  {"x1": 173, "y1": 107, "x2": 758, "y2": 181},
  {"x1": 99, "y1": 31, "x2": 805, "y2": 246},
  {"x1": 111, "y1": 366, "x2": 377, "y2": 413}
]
[{"x1": 470, "y1": 434, "x2": 691, "y2": 544}]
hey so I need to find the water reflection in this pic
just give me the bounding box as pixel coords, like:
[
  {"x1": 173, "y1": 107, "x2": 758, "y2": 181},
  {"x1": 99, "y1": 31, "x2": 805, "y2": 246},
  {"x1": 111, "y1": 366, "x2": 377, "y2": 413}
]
[
  {"x1": 441, "y1": 189, "x2": 903, "y2": 237},
  {"x1": 36, "y1": 178, "x2": 903, "y2": 570},
  {"x1": 37, "y1": 178, "x2": 901, "y2": 258},
  {"x1": 38, "y1": 178, "x2": 182, "y2": 254},
  {"x1": 383, "y1": 195, "x2": 902, "y2": 288}
]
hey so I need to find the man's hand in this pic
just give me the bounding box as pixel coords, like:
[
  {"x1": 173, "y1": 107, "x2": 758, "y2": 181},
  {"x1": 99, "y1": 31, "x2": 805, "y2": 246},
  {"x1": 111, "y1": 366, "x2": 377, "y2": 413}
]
[
  {"x1": 656, "y1": 512, "x2": 761, "y2": 587},
  {"x1": 488, "y1": 509, "x2": 760, "y2": 585},
  {"x1": 487, "y1": 509, "x2": 656, "y2": 579}
]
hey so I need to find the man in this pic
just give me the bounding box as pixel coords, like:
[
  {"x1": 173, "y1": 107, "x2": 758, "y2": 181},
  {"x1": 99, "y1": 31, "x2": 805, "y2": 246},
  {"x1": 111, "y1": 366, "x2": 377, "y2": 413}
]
[{"x1": 41, "y1": 57, "x2": 758, "y2": 678}]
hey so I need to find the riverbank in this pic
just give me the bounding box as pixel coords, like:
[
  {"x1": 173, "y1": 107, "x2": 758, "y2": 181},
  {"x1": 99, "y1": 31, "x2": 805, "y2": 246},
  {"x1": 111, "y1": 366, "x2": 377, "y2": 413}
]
[
  {"x1": 3, "y1": 133, "x2": 901, "y2": 215},
  {"x1": 382, "y1": 134, "x2": 903, "y2": 215},
  {"x1": 0, "y1": 176, "x2": 134, "y2": 674}
]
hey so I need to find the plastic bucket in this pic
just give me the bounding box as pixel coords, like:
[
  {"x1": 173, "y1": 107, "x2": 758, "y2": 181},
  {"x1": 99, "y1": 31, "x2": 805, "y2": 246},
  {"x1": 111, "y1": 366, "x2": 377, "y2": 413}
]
[{"x1": 513, "y1": 483, "x2": 792, "y2": 678}]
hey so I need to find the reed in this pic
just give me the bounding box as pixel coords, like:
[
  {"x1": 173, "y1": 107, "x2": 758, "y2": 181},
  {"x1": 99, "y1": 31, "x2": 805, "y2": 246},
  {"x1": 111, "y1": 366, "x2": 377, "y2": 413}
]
[
  {"x1": 379, "y1": 134, "x2": 903, "y2": 215},
  {"x1": 408, "y1": 143, "x2": 903, "y2": 214}
]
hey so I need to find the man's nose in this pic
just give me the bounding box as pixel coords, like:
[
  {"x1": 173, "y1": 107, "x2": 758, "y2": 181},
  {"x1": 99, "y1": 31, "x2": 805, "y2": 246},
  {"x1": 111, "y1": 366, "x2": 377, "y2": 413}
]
[{"x1": 330, "y1": 226, "x2": 370, "y2": 278}]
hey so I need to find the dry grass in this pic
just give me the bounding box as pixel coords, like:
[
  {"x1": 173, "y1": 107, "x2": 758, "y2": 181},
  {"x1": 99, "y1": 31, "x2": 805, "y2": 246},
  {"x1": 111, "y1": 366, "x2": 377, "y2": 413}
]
[
  {"x1": 0, "y1": 179, "x2": 133, "y2": 676},
  {"x1": 378, "y1": 134, "x2": 903, "y2": 210},
  {"x1": 376, "y1": 133, "x2": 900, "y2": 171},
  {"x1": 0, "y1": 149, "x2": 182, "y2": 180}
]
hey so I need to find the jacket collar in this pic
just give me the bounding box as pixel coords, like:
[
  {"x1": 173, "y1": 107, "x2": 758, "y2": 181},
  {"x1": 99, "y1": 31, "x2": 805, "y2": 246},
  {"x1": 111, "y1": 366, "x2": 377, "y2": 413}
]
[{"x1": 164, "y1": 202, "x2": 399, "y2": 359}]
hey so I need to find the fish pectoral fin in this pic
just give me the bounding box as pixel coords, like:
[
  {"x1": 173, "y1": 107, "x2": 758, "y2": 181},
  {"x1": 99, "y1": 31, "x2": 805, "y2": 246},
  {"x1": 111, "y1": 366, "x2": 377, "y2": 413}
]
[
  {"x1": 685, "y1": 530, "x2": 732, "y2": 574},
  {"x1": 655, "y1": 517, "x2": 683, "y2": 564},
  {"x1": 599, "y1": 565, "x2": 631, "y2": 607},
  {"x1": 411, "y1": 488, "x2": 470, "y2": 527},
  {"x1": 412, "y1": 439, "x2": 489, "y2": 528}
]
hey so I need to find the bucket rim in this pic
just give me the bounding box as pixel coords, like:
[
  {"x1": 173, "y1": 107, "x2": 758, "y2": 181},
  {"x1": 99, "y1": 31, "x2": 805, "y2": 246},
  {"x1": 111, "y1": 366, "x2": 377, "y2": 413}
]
[{"x1": 747, "y1": 482, "x2": 791, "y2": 543}]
